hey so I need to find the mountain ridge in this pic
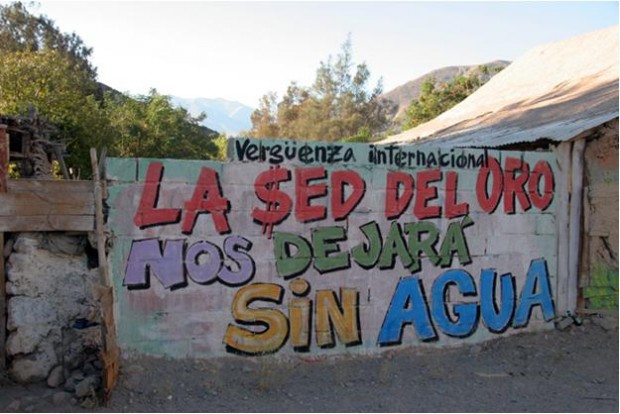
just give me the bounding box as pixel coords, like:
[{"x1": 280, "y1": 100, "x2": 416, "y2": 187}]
[
  {"x1": 168, "y1": 60, "x2": 510, "y2": 137},
  {"x1": 170, "y1": 96, "x2": 254, "y2": 136},
  {"x1": 381, "y1": 60, "x2": 511, "y2": 124}
]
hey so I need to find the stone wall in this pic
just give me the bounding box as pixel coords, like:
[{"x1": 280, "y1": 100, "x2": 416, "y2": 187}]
[
  {"x1": 5, "y1": 232, "x2": 102, "y2": 395},
  {"x1": 582, "y1": 119, "x2": 619, "y2": 309}
]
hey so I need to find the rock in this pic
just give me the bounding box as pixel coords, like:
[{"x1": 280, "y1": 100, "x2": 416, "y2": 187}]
[
  {"x1": 70, "y1": 370, "x2": 85, "y2": 382},
  {"x1": 12, "y1": 234, "x2": 42, "y2": 255},
  {"x1": 83, "y1": 362, "x2": 97, "y2": 376},
  {"x1": 555, "y1": 316, "x2": 574, "y2": 331},
  {"x1": 10, "y1": 340, "x2": 59, "y2": 383},
  {"x1": 85, "y1": 354, "x2": 99, "y2": 365},
  {"x1": 5, "y1": 399, "x2": 21, "y2": 411},
  {"x1": 63, "y1": 371, "x2": 85, "y2": 393},
  {"x1": 80, "y1": 396, "x2": 97, "y2": 409},
  {"x1": 6, "y1": 325, "x2": 54, "y2": 355},
  {"x1": 592, "y1": 316, "x2": 619, "y2": 332},
  {"x1": 41, "y1": 233, "x2": 87, "y2": 256},
  {"x1": 92, "y1": 360, "x2": 103, "y2": 370},
  {"x1": 47, "y1": 365, "x2": 65, "y2": 388},
  {"x1": 63, "y1": 378, "x2": 76, "y2": 393},
  {"x1": 52, "y1": 391, "x2": 71, "y2": 405},
  {"x1": 75, "y1": 375, "x2": 100, "y2": 398}
]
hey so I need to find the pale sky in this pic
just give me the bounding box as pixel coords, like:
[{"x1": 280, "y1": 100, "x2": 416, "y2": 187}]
[{"x1": 32, "y1": 1, "x2": 619, "y2": 108}]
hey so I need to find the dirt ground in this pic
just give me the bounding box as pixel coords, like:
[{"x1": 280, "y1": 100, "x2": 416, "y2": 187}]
[{"x1": 1, "y1": 316, "x2": 618, "y2": 413}]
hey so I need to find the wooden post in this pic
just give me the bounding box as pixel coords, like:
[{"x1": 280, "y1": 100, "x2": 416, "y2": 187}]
[
  {"x1": 555, "y1": 142, "x2": 572, "y2": 316},
  {"x1": 0, "y1": 124, "x2": 8, "y2": 369},
  {"x1": 568, "y1": 139, "x2": 586, "y2": 314},
  {"x1": 578, "y1": 179, "x2": 590, "y2": 312},
  {"x1": 90, "y1": 149, "x2": 109, "y2": 287},
  {"x1": 90, "y1": 149, "x2": 119, "y2": 401}
]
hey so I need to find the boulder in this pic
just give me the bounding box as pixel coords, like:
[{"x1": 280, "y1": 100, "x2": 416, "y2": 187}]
[{"x1": 47, "y1": 365, "x2": 65, "y2": 388}]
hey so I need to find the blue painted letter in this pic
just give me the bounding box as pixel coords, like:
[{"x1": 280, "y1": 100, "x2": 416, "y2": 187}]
[
  {"x1": 480, "y1": 270, "x2": 515, "y2": 333},
  {"x1": 514, "y1": 258, "x2": 555, "y2": 327},
  {"x1": 378, "y1": 277, "x2": 437, "y2": 345},
  {"x1": 431, "y1": 269, "x2": 478, "y2": 337}
]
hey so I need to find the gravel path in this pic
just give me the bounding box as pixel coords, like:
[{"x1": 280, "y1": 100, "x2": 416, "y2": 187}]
[{"x1": 1, "y1": 316, "x2": 617, "y2": 412}]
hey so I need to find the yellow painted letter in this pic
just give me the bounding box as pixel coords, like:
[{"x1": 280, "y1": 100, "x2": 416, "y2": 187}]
[
  {"x1": 315, "y1": 288, "x2": 361, "y2": 347},
  {"x1": 224, "y1": 283, "x2": 289, "y2": 355}
]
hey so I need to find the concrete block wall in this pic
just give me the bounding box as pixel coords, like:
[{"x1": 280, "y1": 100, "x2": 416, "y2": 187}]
[{"x1": 106, "y1": 139, "x2": 559, "y2": 359}]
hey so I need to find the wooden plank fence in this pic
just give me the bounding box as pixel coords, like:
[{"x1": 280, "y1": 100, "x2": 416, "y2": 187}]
[{"x1": 0, "y1": 180, "x2": 95, "y2": 232}]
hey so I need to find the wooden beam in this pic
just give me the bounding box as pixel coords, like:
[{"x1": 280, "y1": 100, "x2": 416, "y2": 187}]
[
  {"x1": 0, "y1": 180, "x2": 95, "y2": 232},
  {"x1": 7, "y1": 179, "x2": 93, "y2": 194},
  {"x1": 0, "y1": 123, "x2": 8, "y2": 369},
  {"x1": 0, "y1": 215, "x2": 94, "y2": 232},
  {"x1": 0, "y1": 192, "x2": 94, "y2": 216}
]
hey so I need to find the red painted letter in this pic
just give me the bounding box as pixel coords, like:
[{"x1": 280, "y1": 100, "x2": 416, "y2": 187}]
[
  {"x1": 476, "y1": 157, "x2": 503, "y2": 213},
  {"x1": 503, "y1": 157, "x2": 531, "y2": 214},
  {"x1": 528, "y1": 160, "x2": 554, "y2": 211},
  {"x1": 445, "y1": 171, "x2": 469, "y2": 219},
  {"x1": 414, "y1": 169, "x2": 442, "y2": 219},
  {"x1": 331, "y1": 170, "x2": 366, "y2": 220},
  {"x1": 252, "y1": 167, "x2": 292, "y2": 227},
  {"x1": 385, "y1": 171, "x2": 414, "y2": 220},
  {"x1": 134, "y1": 162, "x2": 181, "y2": 228},
  {"x1": 182, "y1": 167, "x2": 231, "y2": 234},
  {"x1": 295, "y1": 167, "x2": 327, "y2": 222}
]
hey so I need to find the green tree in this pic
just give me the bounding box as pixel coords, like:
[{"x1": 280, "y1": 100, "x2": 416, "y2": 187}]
[
  {"x1": 0, "y1": 48, "x2": 111, "y2": 175},
  {"x1": 0, "y1": 2, "x2": 221, "y2": 177},
  {"x1": 250, "y1": 36, "x2": 393, "y2": 142},
  {"x1": 0, "y1": 2, "x2": 96, "y2": 80},
  {"x1": 250, "y1": 92, "x2": 280, "y2": 138},
  {"x1": 103, "y1": 90, "x2": 219, "y2": 160},
  {"x1": 403, "y1": 67, "x2": 503, "y2": 130}
]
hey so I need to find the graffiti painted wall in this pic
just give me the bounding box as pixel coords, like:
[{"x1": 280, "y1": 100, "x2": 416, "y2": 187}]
[{"x1": 106, "y1": 139, "x2": 558, "y2": 358}]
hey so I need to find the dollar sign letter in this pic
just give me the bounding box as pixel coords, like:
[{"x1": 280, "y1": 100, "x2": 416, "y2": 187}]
[{"x1": 252, "y1": 166, "x2": 292, "y2": 236}]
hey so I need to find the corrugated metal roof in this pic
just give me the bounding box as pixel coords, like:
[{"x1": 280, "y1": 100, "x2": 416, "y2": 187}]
[{"x1": 381, "y1": 26, "x2": 619, "y2": 148}]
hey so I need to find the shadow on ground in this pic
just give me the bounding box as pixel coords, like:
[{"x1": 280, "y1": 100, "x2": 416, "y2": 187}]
[{"x1": 1, "y1": 317, "x2": 618, "y2": 413}]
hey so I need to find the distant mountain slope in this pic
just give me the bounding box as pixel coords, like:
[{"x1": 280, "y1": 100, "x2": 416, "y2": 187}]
[
  {"x1": 382, "y1": 60, "x2": 510, "y2": 123},
  {"x1": 171, "y1": 97, "x2": 254, "y2": 136}
]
